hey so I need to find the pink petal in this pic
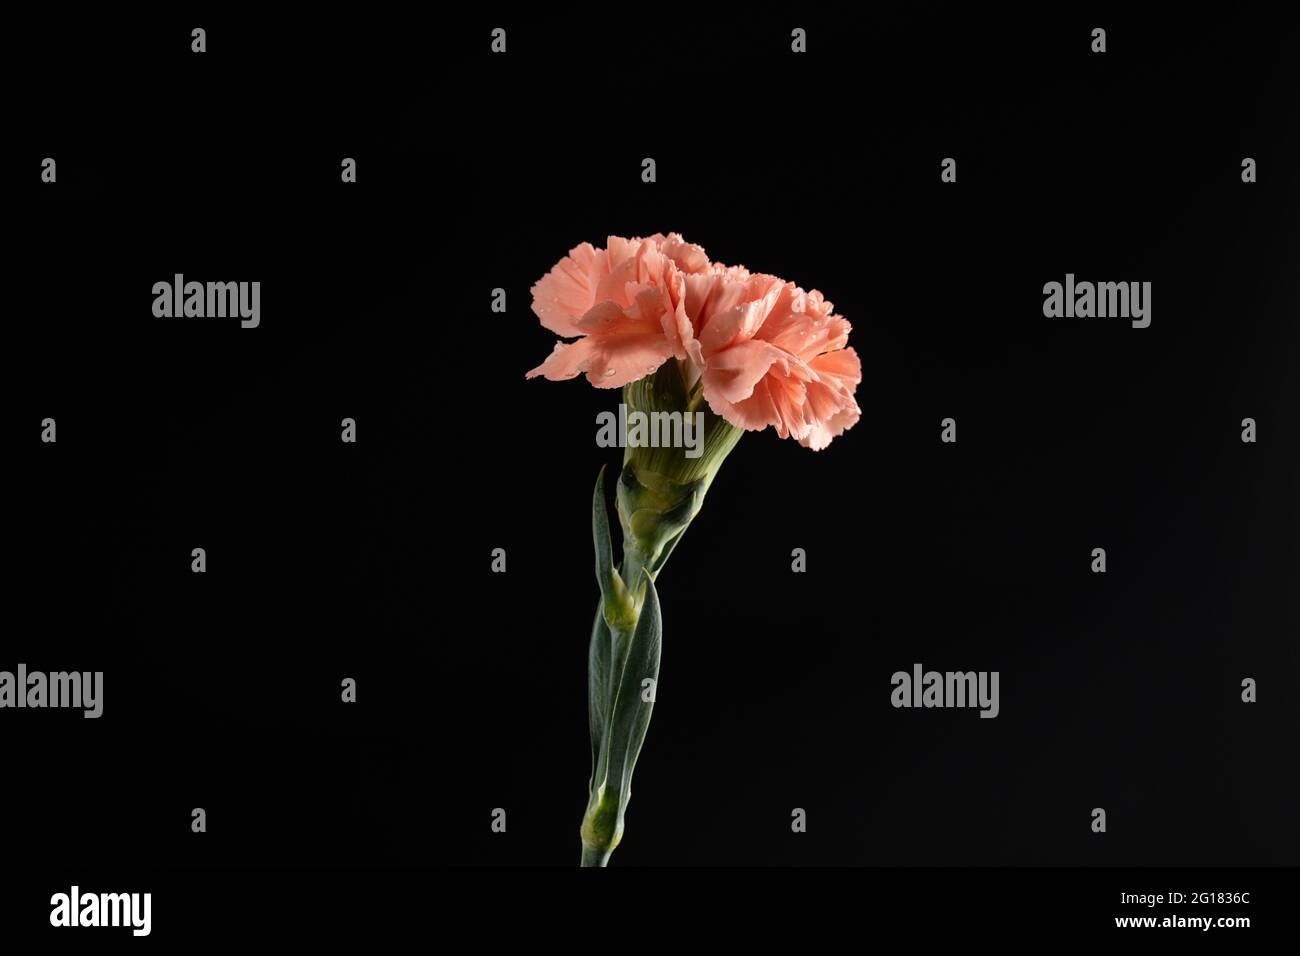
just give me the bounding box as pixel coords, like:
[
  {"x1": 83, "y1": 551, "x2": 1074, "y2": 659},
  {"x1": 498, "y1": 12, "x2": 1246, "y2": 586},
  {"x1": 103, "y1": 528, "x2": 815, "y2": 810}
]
[
  {"x1": 530, "y1": 242, "x2": 606, "y2": 337},
  {"x1": 702, "y1": 339, "x2": 797, "y2": 404}
]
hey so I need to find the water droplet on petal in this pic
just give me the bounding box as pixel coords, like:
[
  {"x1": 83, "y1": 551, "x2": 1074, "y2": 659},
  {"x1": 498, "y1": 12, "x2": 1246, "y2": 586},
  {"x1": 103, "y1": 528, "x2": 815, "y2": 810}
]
[{"x1": 603, "y1": 368, "x2": 617, "y2": 378}]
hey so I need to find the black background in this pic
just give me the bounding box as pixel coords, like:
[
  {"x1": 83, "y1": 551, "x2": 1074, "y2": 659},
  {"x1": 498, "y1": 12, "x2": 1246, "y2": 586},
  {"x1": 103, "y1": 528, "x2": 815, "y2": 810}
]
[{"x1": 4, "y1": 6, "x2": 1298, "y2": 895}]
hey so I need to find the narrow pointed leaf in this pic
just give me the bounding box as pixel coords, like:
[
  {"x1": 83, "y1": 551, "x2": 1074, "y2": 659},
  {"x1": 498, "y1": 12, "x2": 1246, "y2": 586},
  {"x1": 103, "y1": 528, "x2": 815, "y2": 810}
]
[
  {"x1": 592, "y1": 465, "x2": 615, "y2": 602},
  {"x1": 587, "y1": 601, "x2": 613, "y2": 787},
  {"x1": 588, "y1": 467, "x2": 618, "y2": 788},
  {"x1": 604, "y1": 572, "x2": 663, "y2": 807}
]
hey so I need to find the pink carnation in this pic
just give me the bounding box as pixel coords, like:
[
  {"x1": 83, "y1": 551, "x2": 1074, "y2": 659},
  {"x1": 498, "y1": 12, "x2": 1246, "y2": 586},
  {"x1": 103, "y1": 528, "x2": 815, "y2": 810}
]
[
  {"x1": 528, "y1": 234, "x2": 860, "y2": 449},
  {"x1": 526, "y1": 233, "x2": 710, "y2": 388}
]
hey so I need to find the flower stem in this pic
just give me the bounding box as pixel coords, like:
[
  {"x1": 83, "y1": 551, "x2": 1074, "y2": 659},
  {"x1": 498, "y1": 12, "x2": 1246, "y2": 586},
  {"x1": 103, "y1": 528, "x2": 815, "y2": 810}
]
[{"x1": 577, "y1": 371, "x2": 744, "y2": 867}]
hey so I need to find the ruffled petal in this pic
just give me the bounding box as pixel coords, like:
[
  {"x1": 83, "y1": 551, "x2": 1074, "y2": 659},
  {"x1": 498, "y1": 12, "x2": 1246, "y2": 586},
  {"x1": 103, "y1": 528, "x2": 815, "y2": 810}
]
[{"x1": 530, "y1": 242, "x2": 606, "y2": 337}]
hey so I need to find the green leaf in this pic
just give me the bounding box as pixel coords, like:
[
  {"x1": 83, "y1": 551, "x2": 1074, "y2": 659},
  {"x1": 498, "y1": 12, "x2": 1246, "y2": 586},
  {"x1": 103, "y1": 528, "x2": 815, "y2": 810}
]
[
  {"x1": 588, "y1": 468, "x2": 617, "y2": 789},
  {"x1": 603, "y1": 572, "x2": 662, "y2": 808},
  {"x1": 587, "y1": 601, "x2": 612, "y2": 789},
  {"x1": 583, "y1": 468, "x2": 665, "y2": 865},
  {"x1": 593, "y1": 465, "x2": 635, "y2": 632},
  {"x1": 592, "y1": 465, "x2": 614, "y2": 603}
]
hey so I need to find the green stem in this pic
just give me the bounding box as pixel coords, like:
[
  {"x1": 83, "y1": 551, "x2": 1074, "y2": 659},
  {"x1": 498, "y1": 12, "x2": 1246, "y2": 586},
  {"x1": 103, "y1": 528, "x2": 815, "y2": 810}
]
[{"x1": 577, "y1": 370, "x2": 744, "y2": 867}]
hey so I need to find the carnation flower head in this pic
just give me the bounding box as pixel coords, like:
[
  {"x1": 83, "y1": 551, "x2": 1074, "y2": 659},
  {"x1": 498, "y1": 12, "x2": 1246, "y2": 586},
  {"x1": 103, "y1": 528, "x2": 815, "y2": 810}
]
[
  {"x1": 527, "y1": 233, "x2": 860, "y2": 450},
  {"x1": 526, "y1": 233, "x2": 709, "y2": 389}
]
